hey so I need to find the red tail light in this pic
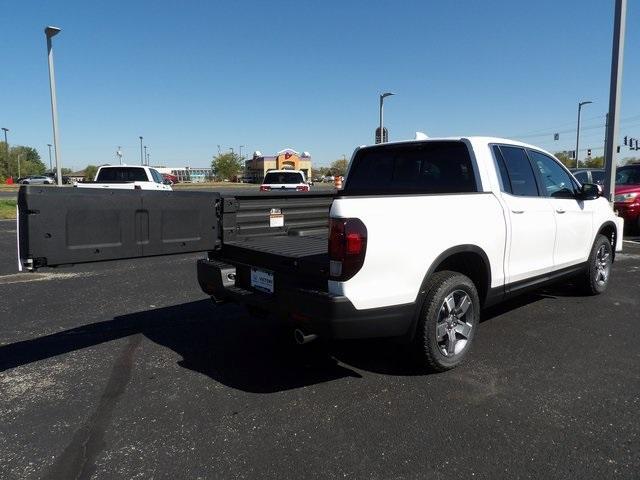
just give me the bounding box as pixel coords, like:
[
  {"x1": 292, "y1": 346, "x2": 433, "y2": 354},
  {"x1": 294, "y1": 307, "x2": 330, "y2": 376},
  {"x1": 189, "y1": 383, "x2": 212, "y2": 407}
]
[
  {"x1": 329, "y1": 217, "x2": 367, "y2": 281},
  {"x1": 296, "y1": 185, "x2": 309, "y2": 192},
  {"x1": 260, "y1": 185, "x2": 271, "y2": 191}
]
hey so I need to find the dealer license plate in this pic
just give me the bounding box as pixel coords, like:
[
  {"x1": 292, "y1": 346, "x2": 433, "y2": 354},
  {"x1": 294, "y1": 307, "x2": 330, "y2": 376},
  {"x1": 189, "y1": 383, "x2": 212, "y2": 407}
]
[{"x1": 250, "y1": 268, "x2": 274, "y2": 294}]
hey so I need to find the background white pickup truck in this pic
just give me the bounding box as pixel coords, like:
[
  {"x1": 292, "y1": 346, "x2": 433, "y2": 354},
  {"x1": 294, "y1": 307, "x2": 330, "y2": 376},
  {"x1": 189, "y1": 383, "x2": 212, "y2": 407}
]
[
  {"x1": 17, "y1": 136, "x2": 624, "y2": 372},
  {"x1": 76, "y1": 165, "x2": 172, "y2": 190}
]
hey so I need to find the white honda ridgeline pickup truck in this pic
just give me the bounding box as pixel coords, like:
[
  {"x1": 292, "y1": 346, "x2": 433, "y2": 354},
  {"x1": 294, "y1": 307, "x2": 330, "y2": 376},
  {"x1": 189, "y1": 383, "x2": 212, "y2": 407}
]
[{"x1": 17, "y1": 137, "x2": 623, "y2": 371}]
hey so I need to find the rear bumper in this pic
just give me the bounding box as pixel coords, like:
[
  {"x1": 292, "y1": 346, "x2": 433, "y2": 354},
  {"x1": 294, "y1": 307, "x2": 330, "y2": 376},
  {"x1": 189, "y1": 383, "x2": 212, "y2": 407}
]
[{"x1": 197, "y1": 258, "x2": 415, "y2": 340}]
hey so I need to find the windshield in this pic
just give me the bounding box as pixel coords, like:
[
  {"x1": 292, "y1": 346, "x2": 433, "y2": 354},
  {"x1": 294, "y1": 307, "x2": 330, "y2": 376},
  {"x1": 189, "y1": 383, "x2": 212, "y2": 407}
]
[
  {"x1": 615, "y1": 166, "x2": 640, "y2": 185},
  {"x1": 263, "y1": 172, "x2": 304, "y2": 184}
]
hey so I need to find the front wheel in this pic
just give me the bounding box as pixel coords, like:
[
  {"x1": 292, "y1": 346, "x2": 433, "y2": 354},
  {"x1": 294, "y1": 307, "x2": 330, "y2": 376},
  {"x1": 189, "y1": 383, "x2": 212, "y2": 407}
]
[
  {"x1": 579, "y1": 234, "x2": 613, "y2": 295},
  {"x1": 413, "y1": 271, "x2": 480, "y2": 372}
]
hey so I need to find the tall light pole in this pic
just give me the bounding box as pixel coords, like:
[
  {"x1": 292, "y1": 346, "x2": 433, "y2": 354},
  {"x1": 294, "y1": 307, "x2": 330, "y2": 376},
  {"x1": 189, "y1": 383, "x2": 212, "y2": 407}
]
[
  {"x1": 378, "y1": 92, "x2": 395, "y2": 144},
  {"x1": 45, "y1": 26, "x2": 63, "y2": 186},
  {"x1": 139, "y1": 136, "x2": 143, "y2": 165},
  {"x1": 239, "y1": 145, "x2": 244, "y2": 160},
  {"x1": 47, "y1": 143, "x2": 53, "y2": 171},
  {"x1": 144, "y1": 145, "x2": 148, "y2": 166},
  {"x1": 604, "y1": 0, "x2": 627, "y2": 203},
  {"x1": 1, "y1": 127, "x2": 8, "y2": 177},
  {"x1": 575, "y1": 100, "x2": 592, "y2": 168}
]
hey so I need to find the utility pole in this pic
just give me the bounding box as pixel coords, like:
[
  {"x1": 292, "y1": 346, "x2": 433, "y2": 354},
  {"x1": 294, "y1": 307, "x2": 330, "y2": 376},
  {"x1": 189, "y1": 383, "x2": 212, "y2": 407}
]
[
  {"x1": 378, "y1": 92, "x2": 395, "y2": 144},
  {"x1": 1, "y1": 128, "x2": 9, "y2": 176},
  {"x1": 575, "y1": 100, "x2": 592, "y2": 168},
  {"x1": 604, "y1": 0, "x2": 627, "y2": 204},
  {"x1": 139, "y1": 136, "x2": 143, "y2": 165},
  {"x1": 47, "y1": 143, "x2": 53, "y2": 171},
  {"x1": 144, "y1": 145, "x2": 148, "y2": 166},
  {"x1": 45, "y1": 26, "x2": 63, "y2": 186},
  {"x1": 239, "y1": 145, "x2": 244, "y2": 160}
]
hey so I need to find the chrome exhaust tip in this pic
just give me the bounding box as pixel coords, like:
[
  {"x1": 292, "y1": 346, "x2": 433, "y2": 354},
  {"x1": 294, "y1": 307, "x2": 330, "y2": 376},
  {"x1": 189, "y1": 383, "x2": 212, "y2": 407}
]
[{"x1": 294, "y1": 328, "x2": 318, "y2": 345}]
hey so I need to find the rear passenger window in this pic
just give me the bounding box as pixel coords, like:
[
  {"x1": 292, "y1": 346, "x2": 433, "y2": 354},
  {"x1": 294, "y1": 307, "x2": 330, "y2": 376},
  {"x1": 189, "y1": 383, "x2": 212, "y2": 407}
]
[
  {"x1": 494, "y1": 146, "x2": 539, "y2": 197},
  {"x1": 345, "y1": 141, "x2": 477, "y2": 194}
]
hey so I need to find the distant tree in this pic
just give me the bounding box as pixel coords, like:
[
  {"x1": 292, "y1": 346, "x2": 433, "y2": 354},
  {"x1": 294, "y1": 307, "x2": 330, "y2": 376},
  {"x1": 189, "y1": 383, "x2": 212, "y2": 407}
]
[
  {"x1": 315, "y1": 166, "x2": 331, "y2": 179},
  {"x1": 83, "y1": 165, "x2": 98, "y2": 181},
  {"x1": 8, "y1": 146, "x2": 46, "y2": 177},
  {"x1": 211, "y1": 152, "x2": 243, "y2": 181},
  {"x1": 582, "y1": 156, "x2": 604, "y2": 168},
  {"x1": 330, "y1": 158, "x2": 349, "y2": 177},
  {"x1": 554, "y1": 151, "x2": 575, "y2": 169},
  {"x1": 61, "y1": 167, "x2": 73, "y2": 175},
  {"x1": 622, "y1": 157, "x2": 640, "y2": 166}
]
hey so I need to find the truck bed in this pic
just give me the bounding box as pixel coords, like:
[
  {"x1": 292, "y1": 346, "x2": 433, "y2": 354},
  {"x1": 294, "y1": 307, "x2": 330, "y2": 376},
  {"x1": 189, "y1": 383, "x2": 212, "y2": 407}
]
[{"x1": 216, "y1": 194, "x2": 333, "y2": 288}]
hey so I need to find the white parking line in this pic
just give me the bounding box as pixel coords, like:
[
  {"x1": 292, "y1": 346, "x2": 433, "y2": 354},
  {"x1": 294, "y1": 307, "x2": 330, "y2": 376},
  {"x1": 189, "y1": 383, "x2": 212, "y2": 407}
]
[
  {"x1": 623, "y1": 239, "x2": 640, "y2": 245},
  {"x1": 0, "y1": 272, "x2": 89, "y2": 285}
]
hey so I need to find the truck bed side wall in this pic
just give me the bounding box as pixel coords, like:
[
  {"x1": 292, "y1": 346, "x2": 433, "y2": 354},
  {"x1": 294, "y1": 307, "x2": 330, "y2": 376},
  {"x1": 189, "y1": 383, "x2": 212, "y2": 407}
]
[{"x1": 329, "y1": 193, "x2": 506, "y2": 310}]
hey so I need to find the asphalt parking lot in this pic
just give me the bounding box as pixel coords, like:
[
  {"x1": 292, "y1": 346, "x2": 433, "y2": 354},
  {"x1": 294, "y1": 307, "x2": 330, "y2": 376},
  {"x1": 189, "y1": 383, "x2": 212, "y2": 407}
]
[{"x1": 1, "y1": 220, "x2": 639, "y2": 479}]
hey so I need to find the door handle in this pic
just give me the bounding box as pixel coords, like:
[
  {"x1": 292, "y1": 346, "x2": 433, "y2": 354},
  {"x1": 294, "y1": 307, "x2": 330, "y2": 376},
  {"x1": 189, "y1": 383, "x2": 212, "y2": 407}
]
[
  {"x1": 511, "y1": 210, "x2": 524, "y2": 214},
  {"x1": 556, "y1": 209, "x2": 566, "y2": 214}
]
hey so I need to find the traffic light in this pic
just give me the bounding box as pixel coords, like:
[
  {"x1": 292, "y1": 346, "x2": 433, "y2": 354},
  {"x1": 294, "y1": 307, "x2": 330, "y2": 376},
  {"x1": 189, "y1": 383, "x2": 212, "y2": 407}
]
[
  {"x1": 636, "y1": 139, "x2": 639, "y2": 151},
  {"x1": 624, "y1": 136, "x2": 628, "y2": 146},
  {"x1": 587, "y1": 148, "x2": 592, "y2": 157},
  {"x1": 631, "y1": 138, "x2": 636, "y2": 151}
]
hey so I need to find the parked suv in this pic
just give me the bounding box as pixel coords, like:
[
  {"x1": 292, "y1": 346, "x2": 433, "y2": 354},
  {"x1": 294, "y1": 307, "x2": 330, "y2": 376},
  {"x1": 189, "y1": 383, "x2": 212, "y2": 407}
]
[{"x1": 260, "y1": 170, "x2": 309, "y2": 192}]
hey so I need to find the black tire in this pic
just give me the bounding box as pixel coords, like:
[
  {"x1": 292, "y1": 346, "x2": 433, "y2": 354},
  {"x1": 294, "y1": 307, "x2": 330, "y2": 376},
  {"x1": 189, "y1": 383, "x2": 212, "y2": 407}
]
[
  {"x1": 579, "y1": 234, "x2": 613, "y2": 295},
  {"x1": 413, "y1": 271, "x2": 480, "y2": 372}
]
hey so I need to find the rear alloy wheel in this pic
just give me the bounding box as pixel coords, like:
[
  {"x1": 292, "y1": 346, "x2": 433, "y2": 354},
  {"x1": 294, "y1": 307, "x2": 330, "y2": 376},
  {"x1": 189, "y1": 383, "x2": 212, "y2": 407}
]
[
  {"x1": 579, "y1": 234, "x2": 612, "y2": 295},
  {"x1": 414, "y1": 271, "x2": 479, "y2": 372}
]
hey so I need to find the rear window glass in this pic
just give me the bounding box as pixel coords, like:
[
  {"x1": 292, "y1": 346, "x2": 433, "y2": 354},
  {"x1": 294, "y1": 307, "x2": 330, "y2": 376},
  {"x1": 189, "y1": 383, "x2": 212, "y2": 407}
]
[
  {"x1": 263, "y1": 172, "x2": 304, "y2": 184},
  {"x1": 345, "y1": 141, "x2": 477, "y2": 194},
  {"x1": 96, "y1": 167, "x2": 148, "y2": 182}
]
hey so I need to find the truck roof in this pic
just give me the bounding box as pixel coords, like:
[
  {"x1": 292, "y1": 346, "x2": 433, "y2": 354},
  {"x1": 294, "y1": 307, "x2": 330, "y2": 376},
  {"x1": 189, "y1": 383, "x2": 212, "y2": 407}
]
[{"x1": 361, "y1": 136, "x2": 556, "y2": 159}]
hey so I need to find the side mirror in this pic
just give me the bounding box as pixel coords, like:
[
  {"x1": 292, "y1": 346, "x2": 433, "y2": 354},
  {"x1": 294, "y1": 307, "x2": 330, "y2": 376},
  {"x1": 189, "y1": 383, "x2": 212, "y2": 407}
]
[{"x1": 579, "y1": 183, "x2": 600, "y2": 200}]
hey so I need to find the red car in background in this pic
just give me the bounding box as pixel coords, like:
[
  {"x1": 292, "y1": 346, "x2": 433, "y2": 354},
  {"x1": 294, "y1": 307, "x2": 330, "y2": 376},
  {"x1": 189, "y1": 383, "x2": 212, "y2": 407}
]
[
  {"x1": 162, "y1": 173, "x2": 178, "y2": 185},
  {"x1": 614, "y1": 164, "x2": 640, "y2": 232}
]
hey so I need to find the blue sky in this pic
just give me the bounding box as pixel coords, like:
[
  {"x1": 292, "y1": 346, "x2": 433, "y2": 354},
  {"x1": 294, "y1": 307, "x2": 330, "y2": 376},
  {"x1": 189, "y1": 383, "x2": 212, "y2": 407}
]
[{"x1": 1, "y1": 0, "x2": 639, "y2": 170}]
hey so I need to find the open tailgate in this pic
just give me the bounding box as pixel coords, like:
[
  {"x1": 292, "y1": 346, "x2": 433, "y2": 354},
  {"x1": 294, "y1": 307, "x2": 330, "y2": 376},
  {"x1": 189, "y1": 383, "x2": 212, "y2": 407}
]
[{"x1": 17, "y1": 187, "x2": 220, "y2": 270}]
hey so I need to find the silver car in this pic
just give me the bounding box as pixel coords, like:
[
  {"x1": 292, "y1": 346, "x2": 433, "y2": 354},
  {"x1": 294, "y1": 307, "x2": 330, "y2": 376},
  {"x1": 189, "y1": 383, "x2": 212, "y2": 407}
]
[{"x1": 20, "y1": 175, "x2": 55, "y2": 185}]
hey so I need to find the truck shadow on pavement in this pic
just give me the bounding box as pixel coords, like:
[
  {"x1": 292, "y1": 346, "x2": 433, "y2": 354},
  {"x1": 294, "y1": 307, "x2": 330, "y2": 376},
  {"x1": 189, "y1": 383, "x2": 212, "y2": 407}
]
[
  {"x1": 1, "y1": 283, "x2": 589, "y2": 392},
  {"x1": 0, "y1": 299, "x2": 363, "y2": 393}
]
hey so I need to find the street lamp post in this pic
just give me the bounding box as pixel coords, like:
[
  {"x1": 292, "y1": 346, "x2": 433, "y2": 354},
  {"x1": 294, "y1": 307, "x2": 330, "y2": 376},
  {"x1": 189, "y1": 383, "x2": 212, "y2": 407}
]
[
  {"x1": 144, "y1": 145, "x2": 148, "y2": 166},
  {"x1": 575, "y1": 100, "x2": 592, "y2": 168},
  {"x1": 139, "y1": 136, "x2": 143, "y2": 165},
  {"x1": 45, "y1": 26, "x2": 63, "y2": 186},
  {"x1": 47, "y1": 143, "x2": 53, "y2": 171},
  {"x1": 1, "y1": 127, "x2": 8, "y2": 177},
  {"x1": 379, "y1": 92, "x2": 395, "y2": 144},
  {"x1": 239, "y1": 145, "x2": 244, "y2": 160}
]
